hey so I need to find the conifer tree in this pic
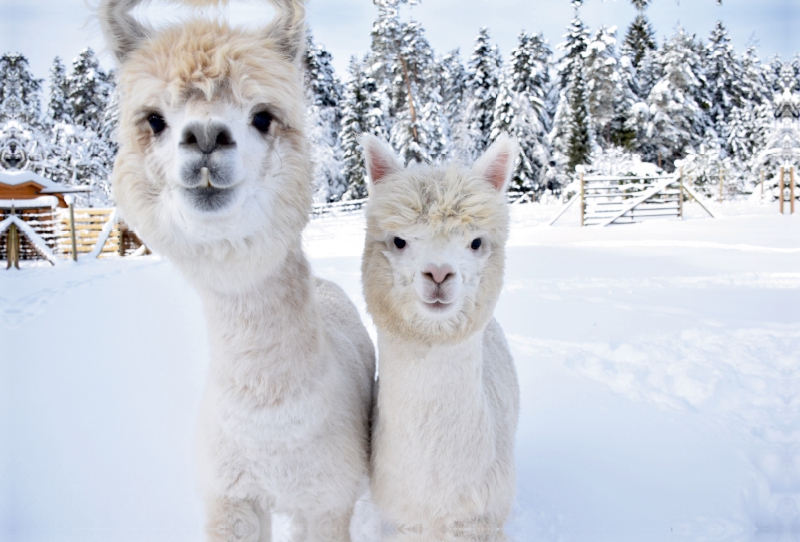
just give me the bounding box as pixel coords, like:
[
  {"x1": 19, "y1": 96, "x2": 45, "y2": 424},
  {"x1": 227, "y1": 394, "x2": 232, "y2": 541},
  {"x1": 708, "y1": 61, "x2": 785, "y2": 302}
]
[
  {"x1": 304, "y1": 34, "x2": 346, "y2": 201},
  {"x1": 739, "y1": 46, "x2": 770, "y2": 106},
  {"x1": 66, "y1": 48, "x2": 113, "y2": 133},
  {"x1": 566, "y1": 68, "x2": 592, "y2": 171},
  {"x1": 0, "y1": 53, "x2": 43, "y2": 125},
  {"x1": 622, "y1": 15, "x2": 655, "y2": 70},
  {"x1": 389, "y1": 20, "x2": 445, "y2": 164},
  {"x1": 440, "y1": 50, "x2": 466, "y2": 134},
  {"x1": 705, "y1": 22, "x2": 745, "y2": 136},
  {"x1": 550, "y1": 4, "x2": 592, "y2": 175},
  {"x1": 491, "y1": 32, "x2": 552, "y2": 192},
  {"x1": 48, "y1": 57, "x2": 71, "y2": 124},
  {"x1": 584, "y1": 26, "x2": 620, "y2": 147},
  {"x1": 340, "y1": 57, "x2": 389, "y2": 199},
  {"x1": 462, "y1": 27, "x2": 502, "y2": 158},
  {"x1": 644, "y1": 28, "x2": 712, "y2": 169}
]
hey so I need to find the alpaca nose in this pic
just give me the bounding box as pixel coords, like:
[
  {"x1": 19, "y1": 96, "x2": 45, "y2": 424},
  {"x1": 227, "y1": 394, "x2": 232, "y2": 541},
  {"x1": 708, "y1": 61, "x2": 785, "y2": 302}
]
[
  {"x1": 181, "y1": 122, "x2": 236, "y2": 154},
  {"x1": 422, "y1": 264, "x2": 455, "y2": 285}
]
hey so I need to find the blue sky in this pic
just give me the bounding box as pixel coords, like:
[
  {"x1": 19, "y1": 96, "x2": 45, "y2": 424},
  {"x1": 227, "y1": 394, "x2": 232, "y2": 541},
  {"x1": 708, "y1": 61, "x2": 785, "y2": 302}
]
[{"x1": 1, "y1": 0, "x2": 797, "y2": 85}]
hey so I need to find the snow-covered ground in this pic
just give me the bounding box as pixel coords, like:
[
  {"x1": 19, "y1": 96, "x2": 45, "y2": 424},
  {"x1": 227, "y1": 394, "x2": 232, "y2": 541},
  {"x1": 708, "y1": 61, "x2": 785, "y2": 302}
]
[{"x1": 2, "y1": 200, "x2": 798, "y2": 542}]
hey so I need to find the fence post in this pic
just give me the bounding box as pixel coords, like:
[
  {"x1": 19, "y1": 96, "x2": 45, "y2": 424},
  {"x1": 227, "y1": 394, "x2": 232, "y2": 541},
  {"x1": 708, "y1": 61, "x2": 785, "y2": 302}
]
[
  {"x1": 760, "y1": 170, "x2": 764, "y2": 200},
  {"x1": 718, "y1": 167, "x2": 724, "y2": 203},
  {"x1": 792, "y1": 167, "x2": 796, "y2": 215},
  {"x1": 66, "y1": 196, "x2": 78, "y2": 261},
  {"x1": 679, "y1": 168, "x2": 684, "y2": 219},
  {"x1": 6, "y1": 216, "x2": 19, "y2": 270},
  {"x1": 779, "y1": 167, "x2": 785, "y2": 214}
]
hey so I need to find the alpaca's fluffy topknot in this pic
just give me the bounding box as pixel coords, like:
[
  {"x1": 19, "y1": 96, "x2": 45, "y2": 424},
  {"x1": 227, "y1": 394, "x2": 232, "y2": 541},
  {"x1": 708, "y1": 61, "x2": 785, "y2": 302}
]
[{"x1": 367, "y1": 164, "x2": 510, "y2": 243}]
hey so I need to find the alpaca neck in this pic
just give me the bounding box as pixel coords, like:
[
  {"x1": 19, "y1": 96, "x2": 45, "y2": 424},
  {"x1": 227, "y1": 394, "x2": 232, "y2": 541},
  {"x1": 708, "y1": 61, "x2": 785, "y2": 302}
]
[
  {"x1": 377, "y1": 329, "x2": 486, "y2": 409},
  {"x1": 199, "y1": 246, "x2": 324, "y2": 405}
]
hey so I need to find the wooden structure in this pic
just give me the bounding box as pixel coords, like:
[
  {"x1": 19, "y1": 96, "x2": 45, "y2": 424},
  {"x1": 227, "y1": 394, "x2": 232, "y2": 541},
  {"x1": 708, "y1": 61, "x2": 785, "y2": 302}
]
[
  {"x1": 0, "y1": 170, "x2": 90, "y2": 262},
  {"x1": 580, "y1": 173, "x2": 690, "y2": 227},
  {"x1": 0, "y1": 170, "x2": 89, "y2": 208},
  {"x1": 55, "y1": 208, "x2": 140, "y2": 259},
  {"x1": 0, "y1": 170, "x2": 146, "y2": 266},
  {"x1": 549, "y1": 171, "x2": 714, "y2": 227},
  {"x1": 779, "y1": 166, "x2": 796, "y2": 214}
]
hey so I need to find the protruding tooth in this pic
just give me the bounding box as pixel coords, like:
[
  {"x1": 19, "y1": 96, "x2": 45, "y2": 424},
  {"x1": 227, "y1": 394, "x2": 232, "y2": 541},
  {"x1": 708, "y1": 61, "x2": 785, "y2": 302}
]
[{"x1": 200, "y1": 167, "x2": 210, "y2": 188}]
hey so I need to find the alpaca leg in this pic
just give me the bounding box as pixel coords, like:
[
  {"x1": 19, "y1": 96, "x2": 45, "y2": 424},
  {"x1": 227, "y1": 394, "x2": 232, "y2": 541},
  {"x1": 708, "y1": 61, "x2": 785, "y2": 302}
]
[
  {"x1": 253, "y1": 500, "x2": 273, "y2": 542},
  {"x1": 292, "y1": 508, "x2": 353, "y2": 542},
  {"x1": 205, "y1": 498, "x2": 269, "y2": 542}
]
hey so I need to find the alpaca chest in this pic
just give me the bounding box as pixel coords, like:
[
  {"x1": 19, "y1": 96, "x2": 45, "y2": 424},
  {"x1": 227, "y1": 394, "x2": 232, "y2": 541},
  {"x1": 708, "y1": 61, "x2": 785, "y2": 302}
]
[
  {"x1": 200, "y1": 379, "x2": 366, "y2": 509},
  {"x1": 372, "y1": 335, "x2": 509, "y2": 514}
]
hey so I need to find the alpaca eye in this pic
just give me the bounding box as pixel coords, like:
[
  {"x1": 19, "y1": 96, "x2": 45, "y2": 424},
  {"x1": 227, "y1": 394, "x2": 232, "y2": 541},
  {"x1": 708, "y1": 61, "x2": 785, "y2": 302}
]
[
  {"x1": 148, "y1": 114, "x2": 166, "y2": 135},
  {"x1": 393, "y1": 237, "x2": 406, "y2": 249},
  {"x1": 252, "y1": 111, "x2": 272, "y2": 133},
  {"x1": 471, "y1": 238, "x2": 482, "y2": 250}
]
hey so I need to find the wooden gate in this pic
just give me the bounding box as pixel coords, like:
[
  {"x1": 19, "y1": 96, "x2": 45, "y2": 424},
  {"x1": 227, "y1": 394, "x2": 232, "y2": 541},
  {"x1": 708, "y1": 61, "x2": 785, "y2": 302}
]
[{"x1": 578, "y1": 173, "x2": 712, "y2": 227}]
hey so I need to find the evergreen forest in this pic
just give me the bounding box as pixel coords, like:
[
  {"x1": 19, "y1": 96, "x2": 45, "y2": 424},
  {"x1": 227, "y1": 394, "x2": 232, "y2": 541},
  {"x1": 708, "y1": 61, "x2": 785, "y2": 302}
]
[{"x1": 1, "y1": 0, "x2": 798, "y2": 206}]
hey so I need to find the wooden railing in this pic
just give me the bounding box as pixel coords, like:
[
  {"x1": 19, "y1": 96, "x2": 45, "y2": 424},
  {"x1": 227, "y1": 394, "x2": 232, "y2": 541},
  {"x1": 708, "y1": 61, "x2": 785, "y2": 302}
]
[{"x1": 56, "y1": 208, "x2": 121, "y2": 258}]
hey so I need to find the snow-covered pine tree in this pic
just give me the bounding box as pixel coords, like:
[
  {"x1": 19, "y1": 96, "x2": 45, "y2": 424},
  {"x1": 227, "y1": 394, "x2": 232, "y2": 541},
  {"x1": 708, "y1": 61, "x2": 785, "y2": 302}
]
[
  {"x1": 566, "y1": 67, "x2": 592, "y2": 171},
  {"x1": 584, "y1": 26, "x2": 620, "y2": 148},
  {"x1": 389, "y1": 19, "x2": 446, "y2": 164},
  {"x1": 621, "y1": 14, "x2": 655, "y2": 71},
  {"x1": 705, "y1": 22, "x2": 746, "y2": 140},
  {"x1": 66, "y1": 48, "x2": 114, "y2": 134},
  {"x1": 304, "y1": 34, "x2": 346, "y2": 202},
  {"x1": 43, "y1": 122, "x2": 115, "y2": 206},
  {"x1": 767, "y1": 55, "x2": 786, "y2": 93},
  {"x1": 100, "y1": 88, "x2": 121, "y2": 159},
  {"x1": 550, "y1": 4, "x2": 592, "y2": 177},
  {"x1": 462, "y1": 27, "x2": 502, "y2": 159},
  {"x1": 620, "y1": 0, "x2": 656, "y2": 115},
  {"x1": 724, "y1": 102, "x2": 773, "y2": 185},
  {"x1": 305, "y1": 34, "x2": 343, "y2": 109},
  {"x1": 340, "y1": 56, "x2": 389, "y2": 200},
  {"x1": 440, "y1": 50, "x2": 466, "y2": 139},
  {"x1": 556, "y1": 8, "x2": 590, "y2": 92},
  {"x1": 490, "y1": 31, "x2": 552, "y2": 192},
  {"x1": 369, "y1": 0, "x2": 408, "y2": 120},
  {"x1": 739, "y1": 46, "x2": 771, "y2": 107},
  {"x1": 644, "y1": 27, "x2": 713, "y2": 169},
  {"x1": 47, "y1": 57, "x2": 71, "y2": 125},
  {"x1": 0, "y1": 53, "x2": 43, "y2": 126}
]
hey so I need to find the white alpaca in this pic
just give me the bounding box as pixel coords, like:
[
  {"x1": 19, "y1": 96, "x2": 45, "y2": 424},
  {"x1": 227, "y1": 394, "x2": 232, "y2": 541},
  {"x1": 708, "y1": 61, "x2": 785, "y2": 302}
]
[
  {"x1": 360, "y1": 135, "x2": 521, "y2": 540},
  {"x1": 98, "y1": 2, "x2": 376, "y2": 540}
]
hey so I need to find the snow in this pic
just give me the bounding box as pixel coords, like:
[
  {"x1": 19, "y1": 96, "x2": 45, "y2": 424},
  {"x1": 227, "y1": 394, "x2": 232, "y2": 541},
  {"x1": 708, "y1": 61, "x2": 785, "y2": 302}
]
[
  {"x1": 0, "y1": 197, "x2": 58, "y2": 210},
  {"x1": 2, "y1": 202, "x2": 799, "y2": 542}
]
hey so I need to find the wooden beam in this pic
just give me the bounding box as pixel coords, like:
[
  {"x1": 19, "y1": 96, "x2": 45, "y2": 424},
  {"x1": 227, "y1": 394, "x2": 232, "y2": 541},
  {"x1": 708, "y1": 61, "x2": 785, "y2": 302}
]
[{"x1": 68, "y1": 201, "x2": 78, "y2": 261}]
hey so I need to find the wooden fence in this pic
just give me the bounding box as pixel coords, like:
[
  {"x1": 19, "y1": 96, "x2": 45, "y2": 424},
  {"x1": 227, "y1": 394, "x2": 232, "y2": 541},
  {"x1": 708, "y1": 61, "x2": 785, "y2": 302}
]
[
  {"x1": 56, "y1": 208, "x2": 121, "y2": 258},
  {"x1": 2, "y1": 205, "x2": 145, "y2": 266}
]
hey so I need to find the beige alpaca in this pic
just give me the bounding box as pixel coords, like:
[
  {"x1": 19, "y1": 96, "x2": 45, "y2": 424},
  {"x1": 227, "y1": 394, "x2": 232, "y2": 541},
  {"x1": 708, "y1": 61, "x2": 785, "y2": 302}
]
[
  {"x1": 98, "y1": 2, "x2": 375, "y2": 540},
  {"x1": 361, "y1": 135, "x2": 521, "y2": 540}
]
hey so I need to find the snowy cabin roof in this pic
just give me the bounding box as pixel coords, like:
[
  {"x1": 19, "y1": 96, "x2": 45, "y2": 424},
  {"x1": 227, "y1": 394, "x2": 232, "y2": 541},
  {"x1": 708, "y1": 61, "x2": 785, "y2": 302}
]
[{"x1": 0, "y1": 170, "x2": 91, "y2": 208}]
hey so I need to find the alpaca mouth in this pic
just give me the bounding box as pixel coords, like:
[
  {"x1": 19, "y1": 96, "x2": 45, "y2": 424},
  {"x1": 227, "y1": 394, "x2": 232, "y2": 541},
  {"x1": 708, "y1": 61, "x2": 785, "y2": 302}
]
[
  {"x1": 422, "y1": 300, "x2": 454, "y2": 313},
  {"x1": 183, "y1": 186, "x2": 237, "y2": 213}
]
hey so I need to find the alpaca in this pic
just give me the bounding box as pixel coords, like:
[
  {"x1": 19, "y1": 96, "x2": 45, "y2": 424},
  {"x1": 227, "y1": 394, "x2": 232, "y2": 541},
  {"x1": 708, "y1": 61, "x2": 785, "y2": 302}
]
[
  {"x1": 98, "y1": 1, "x2": 376, "y2": 540},
  {"x1": 360, "y1": 135, "x2": 521, "y2": 540}
]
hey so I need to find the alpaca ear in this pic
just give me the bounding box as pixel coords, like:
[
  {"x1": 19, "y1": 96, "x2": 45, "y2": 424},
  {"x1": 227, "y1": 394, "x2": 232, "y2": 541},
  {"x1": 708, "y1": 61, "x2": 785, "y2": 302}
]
[
  {"x1": 263, "y1": 0, "x2": 307, "y2": 62},
  {"x1": 471, "y1": 134, "x2": 519, "y2": 192},
  {"x1": 361, "y1": 134, "x2": 402, "y2": 186},
  {"x1": 99, "y1": 0, "x2": 149, "y2": 63}
]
